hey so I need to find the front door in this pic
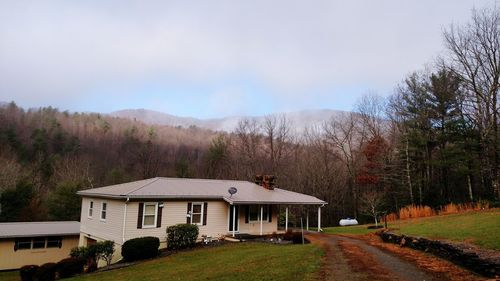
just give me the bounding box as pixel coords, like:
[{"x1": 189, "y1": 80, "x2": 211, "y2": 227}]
[{"x1": 229, "y1": 205, "x2": 239, "y2": 232}]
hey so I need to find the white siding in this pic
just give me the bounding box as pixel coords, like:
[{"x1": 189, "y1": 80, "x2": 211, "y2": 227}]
[
  {"x1": 124, "y1": 200, "x2": 230, "y2": 243},
  {"x1": 79, "y1": 197, "x2": 124, "y2": 244}
]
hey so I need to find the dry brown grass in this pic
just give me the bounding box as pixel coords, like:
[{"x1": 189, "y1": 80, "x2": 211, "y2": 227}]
[{"x1": 386, "y1": 202, "x2": 490, "y2": 222}]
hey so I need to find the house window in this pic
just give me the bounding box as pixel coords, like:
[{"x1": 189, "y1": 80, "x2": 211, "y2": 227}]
[
  {"x1": 32, "y1": 237, "x2": 46, "y2": 249},
  {"x1": 142, "y1": 203, "x2": 157, "y2": 228},
  {"x1": 88, "y1": 201, "x2": 94, "y2": 218},
  {"x1": 14, "y1": 237, "x2": 62, "y2": 251},
  {"x1": 15, "y1": 238, "x2": 32, "y2": 250},
  {"x1": 249, "y1": 205, "x2": 269, "y2": 222},
  {"x1": 101, "y1": 202, "x2": 107, "y2": 221},
  {"x1": 47, "y1": 237, "x2": 62, "y2": 248},
  {"x1": 190, "y1": 202, "x2": 204, "y2": 225}
]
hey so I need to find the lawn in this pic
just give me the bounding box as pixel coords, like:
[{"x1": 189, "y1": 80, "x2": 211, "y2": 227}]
[
  {"x1": 0, "y1": 243, "x2": 322, "y2": 281},
  {"x1": 62, "y1": 242, "x2": 323, "y2": 281},
  {"x1": 323, "y1": 209, "x2": 500, "y2": 250},
  {"x1": 0, "y1": 270, "x2": 18, "y2": 281}
]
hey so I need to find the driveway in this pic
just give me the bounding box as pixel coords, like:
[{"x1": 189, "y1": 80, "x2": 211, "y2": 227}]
[{"x1": 305, "y1": 232, "x2": 485, "y2": 281}]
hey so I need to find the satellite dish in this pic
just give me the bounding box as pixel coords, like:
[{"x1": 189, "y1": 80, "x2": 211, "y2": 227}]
[{"x1": 228, "y1": 187, "x2": 238, "y2": 197}]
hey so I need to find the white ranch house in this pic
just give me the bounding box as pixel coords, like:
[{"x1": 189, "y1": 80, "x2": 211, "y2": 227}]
[{"x1": 77, "y1": 177, "x2": 326, "y2": 262}]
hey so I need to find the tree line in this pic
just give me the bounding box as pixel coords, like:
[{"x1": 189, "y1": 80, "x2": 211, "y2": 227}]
[{"x1": 0, "y1": 6, "x2": 498, "y2": 226}]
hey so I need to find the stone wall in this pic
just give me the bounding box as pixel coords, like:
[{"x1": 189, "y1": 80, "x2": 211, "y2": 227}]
[{"x1": 378, "y1": 231, "x2": 499, "y2": 278}]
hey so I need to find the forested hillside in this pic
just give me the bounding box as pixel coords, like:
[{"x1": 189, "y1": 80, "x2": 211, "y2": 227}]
[{"x1": 0, "y1": 6, "x2": 498, "y2": 226}]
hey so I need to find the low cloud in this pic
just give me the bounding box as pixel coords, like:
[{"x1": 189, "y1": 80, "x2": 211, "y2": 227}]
[{"x1": 0, "y1": 0, "x2": 489, "y2": 114}]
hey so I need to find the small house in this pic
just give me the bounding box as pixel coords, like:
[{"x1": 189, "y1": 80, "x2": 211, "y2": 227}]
[
  {"x1": 77, "y1": 177, "x2": 326, "y2": 263},
  {"x1": 0, "y1": 221, "x2": 80, "y2": 270}
]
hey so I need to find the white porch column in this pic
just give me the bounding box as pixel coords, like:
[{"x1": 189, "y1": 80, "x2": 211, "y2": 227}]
[
  {"x1": 260, "y1": 205, "x2": 263, "y2": 235},
  {"x1": 306, "y1": 210, "x2": 309, "y2": 231},
  {"x1": 317, "y1": 206, "x2": 321, "y2": 232},
  {"x1": 232, "y1": 205, "x2": 236, "y2": 237},
  {"x1": 285, "y1": 207, "x2": 289, "y2": 231}
]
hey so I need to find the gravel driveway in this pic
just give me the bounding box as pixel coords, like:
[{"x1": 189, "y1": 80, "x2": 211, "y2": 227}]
[{"x1": 305, "y1": 232, "x2": 478, "y2": 281}]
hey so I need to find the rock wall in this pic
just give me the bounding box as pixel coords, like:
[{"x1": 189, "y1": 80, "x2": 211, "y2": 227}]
[{"x1": 378, "y1": 232, "x2": 499, "y2": 278}]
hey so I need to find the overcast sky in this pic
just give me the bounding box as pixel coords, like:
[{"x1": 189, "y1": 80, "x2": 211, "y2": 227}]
[{"x1": 0, "y1": 0, "x2": 493, "y2": 118}]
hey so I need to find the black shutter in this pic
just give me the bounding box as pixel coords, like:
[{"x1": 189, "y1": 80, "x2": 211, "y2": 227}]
[
  {"x1": 245, "y1": 205, "x2": 249, "y2": 223},
  {"x1": 137, "y1": 203, "x2": 144, "y2": 229},
  {"x1": 203, "y1": 202, "x2": 208, "y2": 226},
  {"x1": 157, "y1": 202, "x2": 163, "y2": 228},
  {"x1": 268, "y1": 205, "x2": 272, "y2": 222},
  {"x1": 187, "y1": 202, "x2": 192, "y2": 224}
]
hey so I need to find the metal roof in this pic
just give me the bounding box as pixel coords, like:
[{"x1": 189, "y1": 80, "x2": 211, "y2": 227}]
[
  {"x1": 0, "y1": 221, "x2": 80, "y2": 238},
  {"x1": 78, "y1": 177, "x2": 327, "y2": 205}
]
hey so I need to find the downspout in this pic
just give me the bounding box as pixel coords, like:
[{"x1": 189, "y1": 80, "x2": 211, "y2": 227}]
[{"x1": 122, "y1": 197, "x2": 129, "y2": 243}]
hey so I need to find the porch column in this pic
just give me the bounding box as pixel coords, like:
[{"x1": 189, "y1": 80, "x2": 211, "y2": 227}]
[
  {"x1": 306, "y1": 210, "x2": 309, "y2": 231},
  {"x1": 285, "y1": 207, "x2": 288, "y2": 231},
  {"x1": 317, "y1": 206, "x2": 321, "y2": 232},
  {"x1": 232, "y1": 205, "x2": 236, "y2": 237},
  {"x1": 260, "y1": 205, "x2": 263, "y2": 235}
]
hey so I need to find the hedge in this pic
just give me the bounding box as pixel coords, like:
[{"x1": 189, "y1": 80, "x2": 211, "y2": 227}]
[
  {"x1": 57, "y1": 257, "x2": 85, "y2": 278},
  {"x1": 20, "y1": 265, "x2": 38, "y2": 281},
  {"x1": 166, "y1": 224, "x2": 199, "y2": 250},
  {"x1": 121, "y1": 236, "x2": 160, "y2": 261},
  {"x1": 35, "y1": 263, "x2": 57, "y2": 281}
]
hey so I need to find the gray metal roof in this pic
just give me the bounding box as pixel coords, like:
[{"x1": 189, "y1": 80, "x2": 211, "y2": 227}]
[
  {"x1": 78, "y1": 177, "x2": 326, "y2": 205},
  {"x1": 0, "y1": 221, "x2": 80, "y2": 238}
]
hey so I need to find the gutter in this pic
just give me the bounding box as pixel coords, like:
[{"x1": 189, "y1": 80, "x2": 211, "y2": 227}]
[{"x1": 122, "y1": 197, "x2": 129, "y2": 243}]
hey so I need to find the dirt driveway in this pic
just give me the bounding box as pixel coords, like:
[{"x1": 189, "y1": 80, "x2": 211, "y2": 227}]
[{"x1": 306, "y1": 232, "x2": 486, "y2": 281}]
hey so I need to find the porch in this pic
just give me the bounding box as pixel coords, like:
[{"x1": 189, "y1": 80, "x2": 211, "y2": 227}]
[{"x1": 226, "y1": 203, "x2": 325, "y2": 237}]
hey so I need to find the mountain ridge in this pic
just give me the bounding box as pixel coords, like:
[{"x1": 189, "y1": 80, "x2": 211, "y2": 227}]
[{"x1": 110, "y1": 108, "x2": 348, "y2": 132}]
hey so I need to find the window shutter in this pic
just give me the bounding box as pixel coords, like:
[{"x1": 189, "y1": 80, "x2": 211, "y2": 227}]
[
  {"x1": 203, "y1": 202, "x2": 208, "y2": 226},
  {"x1": 137, "y1": 203, "x2": 144, "y2": 229},
  {"x1": 157, "y1": 202, "x2": 163, "y2": 228},
  {"x1": 187, "y1": 202, "x2": 192, "y2": 224},
  {"x1": 268, "y1": 205, "x2": 272, "y2": 222},
  {"x1": 245, "y1": 205, "x2": 249, "y2": 223}
]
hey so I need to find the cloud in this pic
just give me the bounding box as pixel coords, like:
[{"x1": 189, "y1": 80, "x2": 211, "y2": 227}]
[{"x1": 0, "y1": 0, "x2": 491, "y2": 115}]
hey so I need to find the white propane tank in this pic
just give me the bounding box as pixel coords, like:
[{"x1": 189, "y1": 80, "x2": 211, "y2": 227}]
[{"x1": 339, "y1": 218, "x2": 359, "y2": 226}]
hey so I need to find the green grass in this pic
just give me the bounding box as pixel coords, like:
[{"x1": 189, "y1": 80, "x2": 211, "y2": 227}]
[
  {"x1": 0, "y1": 270, "x2": 18, "y2": 281},
  {"x1": 67, "y1": 243, "x2": 323, "y2": 281},
  {"x1": 324, "y1": 210, "x2": 500, "y2": 250},
  {"x1": 323, "y1": 224, "x2": 379, "y2": 235},
  {"x1": 392, "y1": 209, "x2": 500, "y2": 250}
]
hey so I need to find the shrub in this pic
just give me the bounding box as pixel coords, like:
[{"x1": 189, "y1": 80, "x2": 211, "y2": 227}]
[
  {"x1": 20, "y1": 265, "x2": 39, "y2": 281},
  {"x1": 96, "y1": 240, "x2": 115, "y2": 265},
  {"x1": 35, "y1": 263, "x2": 57, "y2": 281},
  {"x1": 70, "y1": 240, "x2": 114, "y2": 270},
  {"x1": 166, "y1": 224, "x2": 199, "y2": 250},
  {"x1": 57, "y1": 257, "x2": 85, "y2": 278},
  {"x1": 121, "y1": 237, "x2": 160, "y2": 261},
  {"x1": 70, "y1": 246, "x2": 89, "y2": 259},
  {"x1": 282, "y1": 230, "x2": 303, "y2": 244},
  {"x1": 283, "y1": 229, "x2": 294, "y2": 241}
]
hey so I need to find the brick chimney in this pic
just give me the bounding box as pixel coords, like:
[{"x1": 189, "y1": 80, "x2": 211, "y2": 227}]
[{"x1": 255, "y1": 175, "x2": 276, "y2": 190}]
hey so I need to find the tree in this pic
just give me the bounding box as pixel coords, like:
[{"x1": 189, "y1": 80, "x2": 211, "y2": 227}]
[
  {"x1": 47, "y1": 181, "x2": 82, "y2": 221},
  {"x1": 443, "y1": 6, "x2": 500, "y2": 199},
  {"x1": 0, "y1": 180, "x2": 35, "y2": 222},
  {"x1": 359, "y1": 191, "x2": 385, "y2": 227},
  {"x1": 206, "y1": 134, "x2": 230, "y2": 179}
]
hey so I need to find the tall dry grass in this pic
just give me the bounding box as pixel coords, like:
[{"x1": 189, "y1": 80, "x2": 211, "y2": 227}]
[{"x1": 385, "y1": 201, "x2": 490, "y2": 222}]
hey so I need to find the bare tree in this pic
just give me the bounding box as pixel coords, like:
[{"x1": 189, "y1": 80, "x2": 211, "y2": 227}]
[
  {"x1": 355, "y1": 93, "x2": 387, "y2": 138},
  {"x1": 323, "y1": 113, "x2": 365, "y2": 218},
  {"x1": 443, "y1": 6, "x2": 500, "y2": 199},
  {"x1": 263, "y1": 115, "x2": 293, "y2": 174},
  {"x1": 359, "y1": 191, "x2": 385, "y2": 227},
  {"x1": 233, "y1": 118, "x2": 262, "y2": 179}
]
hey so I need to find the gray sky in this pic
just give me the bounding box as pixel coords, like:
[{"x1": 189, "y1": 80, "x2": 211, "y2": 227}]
[{"x1": 0, "y1": 0, "x2": 493, "y2": 118}]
